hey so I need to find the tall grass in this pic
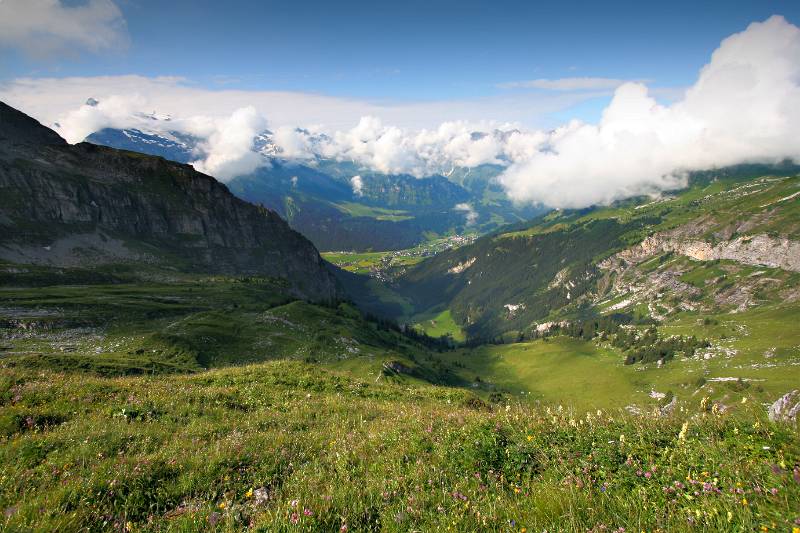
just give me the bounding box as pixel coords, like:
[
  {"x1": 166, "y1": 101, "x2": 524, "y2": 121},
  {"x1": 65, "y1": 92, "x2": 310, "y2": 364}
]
[{"x1": 1, "y1": 360, "x2": 797, "y2": 531}]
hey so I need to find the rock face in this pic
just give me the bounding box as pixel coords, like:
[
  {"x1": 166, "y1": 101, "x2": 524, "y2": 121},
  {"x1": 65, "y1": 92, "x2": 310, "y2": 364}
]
[
  {"x1": 768, "y1": 390, "x2": 800, "y2": 422},
  {"x1": 617, "y1": 232, "x2": 800, "y2": 272},
  {"x1": 0, "y1": 102, "x2": 340, "y2": 302}
]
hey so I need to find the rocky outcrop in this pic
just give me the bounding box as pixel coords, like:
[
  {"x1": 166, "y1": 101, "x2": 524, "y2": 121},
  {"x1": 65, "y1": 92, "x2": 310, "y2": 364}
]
[
  {"x1": 447, "y1": 257, "x2": 476, "y2": 274},
  {"x1": 382, "y1": 360, "x2": 413, "y2": 375},
  {"x1": 0, "y1": 102, "x2": 340, "y2": 302},
  {"x1": 768, "y1": 390, "x2": 800, "y2": 422},
  {"x1": 615, "y1": 232, "x2": 800, "y2": 272}
]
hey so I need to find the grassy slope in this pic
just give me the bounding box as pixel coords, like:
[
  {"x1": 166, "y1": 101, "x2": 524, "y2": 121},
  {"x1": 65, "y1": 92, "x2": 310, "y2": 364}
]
[
  {"x1": 0, "y1": 272, "x2": 443, "y2": 382},
  {"x1": 1, "y1": 360, "x2": 798, "y2": 532},
  {"x1": 398, "y1": 171, "x2": 800, "y2": 339}
]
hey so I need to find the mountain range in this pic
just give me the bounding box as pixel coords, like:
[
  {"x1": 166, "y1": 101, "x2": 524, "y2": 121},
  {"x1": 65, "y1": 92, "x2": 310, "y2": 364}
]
[{"x1": 84, "y1": 115, "x2": 544, "y2": 252}]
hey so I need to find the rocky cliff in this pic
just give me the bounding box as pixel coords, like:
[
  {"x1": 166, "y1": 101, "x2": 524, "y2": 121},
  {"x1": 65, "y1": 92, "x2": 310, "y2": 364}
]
[
  {"x1": 614, "y1": 231, "x2": 800, "y2": 272},
  {"x1": 0, "y1": 102, "x2": 340, "y2": 301}
]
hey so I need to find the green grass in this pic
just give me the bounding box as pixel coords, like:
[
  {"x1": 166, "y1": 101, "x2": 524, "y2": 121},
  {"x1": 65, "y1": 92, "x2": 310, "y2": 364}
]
[
  {"x1": 440, "y1": 338, "x2": 638, "y2": 410},
  {"x1": 323, "y1": 251, "x2": 388, "y2": 274},
  {"x1": 334, "y1": 202, "x2": 413, "y2": 221},
  {"x1": 413, "y1": 308, "x2": 466, "y2": 342},
  {"x1": 429, "y1": 327, "x2": 800, "y2": 415},
  {"x1": 1, "y1": 360, "x2": 798, "y2": 532},
  {"x1": 0, "y1": 277, "x2": 437, "y2": 378}
]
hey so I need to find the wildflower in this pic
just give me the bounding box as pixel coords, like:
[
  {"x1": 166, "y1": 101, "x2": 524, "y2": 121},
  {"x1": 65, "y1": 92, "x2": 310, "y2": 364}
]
[
  {"x1": 290, "y1": 499, "x2": 299, "y2": 508},
  {"x1": 741, "y1": 397, "x2": 748, "y2": 404},
  {"x1": 303, "y1": 508, "x2": 313, "y2": 516},
  {"x1": 727, "y1": 511, "x2": 733, "y2": 522},
  {"x1": 126, "y1": 522, "x2": 133, "y2": 531},
  {"x1": 340, "y1": 525, "x2": 348, "y2": 532},
  {"x1": 527, "y1": 435, "x2": 533, "y2": 441},
  {"x1": 245, "y1": 488, "x2": 253, "y2": 498},
  {"x1": 208, "y1": 512, "x2": 221, "y2": 526},
  {"x1": 644, "y1": 471, "x2": 652, "y2": 479},
  {"x1": 218, "y1": 502, "x2": 226, "y2": 509},
  {"x1": 290, "y1": 512, "x2": 299, "y2": 524},
  {"x1": 741, "y1": 498, "x2": 748, "y2": 505},
  {"x1": 678, "y1": 421, "x2": 689, "y2": 441}
]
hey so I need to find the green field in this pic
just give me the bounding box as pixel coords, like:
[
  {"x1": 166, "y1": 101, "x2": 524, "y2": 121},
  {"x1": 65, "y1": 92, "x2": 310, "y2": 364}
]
[
  {"x1": 436, "y1": 332, "x2": 798, "y2": 413},
  {"x1": 412, "y1": 308, "x2": 466, "y2": 342},
  {"x1": 334, "y1": 202, "x2": 414, "y2": 221}
]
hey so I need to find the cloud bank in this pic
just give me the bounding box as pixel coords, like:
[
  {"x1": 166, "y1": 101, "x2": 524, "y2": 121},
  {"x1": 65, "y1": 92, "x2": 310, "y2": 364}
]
[
  {"x1": 0, "y1": 0, "x2": 128, "y2": 57},
  {"x1": 499, "y1": 15, "x2": 800, "y2": 208}
]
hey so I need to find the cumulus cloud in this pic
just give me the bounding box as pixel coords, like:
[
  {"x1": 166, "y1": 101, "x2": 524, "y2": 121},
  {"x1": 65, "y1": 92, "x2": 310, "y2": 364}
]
[
  {"x1": 350, "y1": 175, "x2": 364, "y2": 196},
  {"x1": 191, "y1": 107, "x2": 267, "y2": 181},
  {"x1": 56, "y1": 94, "x2": 146, "y2": 143},
  {"x1": 272, "y1": 127, "x2": 315, "y2": 159},
  {"x1": 314, "y1": 117, "x2": 515, "y2": 177},
  {"x1": 498, "y1": 77, "x2": 634, "y2": 91},
  {"x1": 454, "y1": 203, "x2": 478, "y2": 225},
  {"x1": 499, "y1": 15, "x2": 800, "y2": 208},
  {"x1": 0, "y1": 0, "x2": 128, "y2": 57}
]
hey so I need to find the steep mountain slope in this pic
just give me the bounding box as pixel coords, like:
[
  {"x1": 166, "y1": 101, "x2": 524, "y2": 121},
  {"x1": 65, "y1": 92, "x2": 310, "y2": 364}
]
[
  {"x1": 0, "y1": 102, "x2": 339, "y2": 301},
  {"x1": 399, "y1": 164, "x2": 800, "y2": 339}
]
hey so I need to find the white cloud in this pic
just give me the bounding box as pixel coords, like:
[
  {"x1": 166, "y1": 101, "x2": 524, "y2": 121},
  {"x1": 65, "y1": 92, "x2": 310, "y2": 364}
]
[
  {"x1": 272, "y1": 126, "x2": 315, "y2": 159},
  {"x1": 191, "y1": 106, "x2": 267, "y2": 181},
  {"x1": 498, "y1": 77, "x2": 634, "y2": 91},
  {"x1": 0, "y1": 0, "x2": 128, "y2": 57},
  {"x1": 454, "y1": 203, "x2": 478, "y2": 225},
  {"x1": 350, "y1": 175, "x2": 364, "y2": 196},
  {"x1": 498, "y1": 15, "x2": 800, "y2": 208}
]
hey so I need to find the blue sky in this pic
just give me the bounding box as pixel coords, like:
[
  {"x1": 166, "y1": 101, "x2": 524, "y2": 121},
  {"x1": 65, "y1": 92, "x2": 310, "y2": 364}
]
[{"x1": 3, "y1": 0, "x2": 800, "y2": 124}]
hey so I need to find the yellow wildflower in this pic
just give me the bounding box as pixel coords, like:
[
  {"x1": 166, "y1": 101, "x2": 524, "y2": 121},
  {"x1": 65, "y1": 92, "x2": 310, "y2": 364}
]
[{"x1": 678, "y1": 421, "x2": 689, "y2": 441}]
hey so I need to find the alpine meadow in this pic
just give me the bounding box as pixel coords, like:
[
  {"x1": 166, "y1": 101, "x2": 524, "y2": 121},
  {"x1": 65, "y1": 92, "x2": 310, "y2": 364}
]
[{"x1": 1, "y1": 1, "x2": 800, "y2": 532}]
